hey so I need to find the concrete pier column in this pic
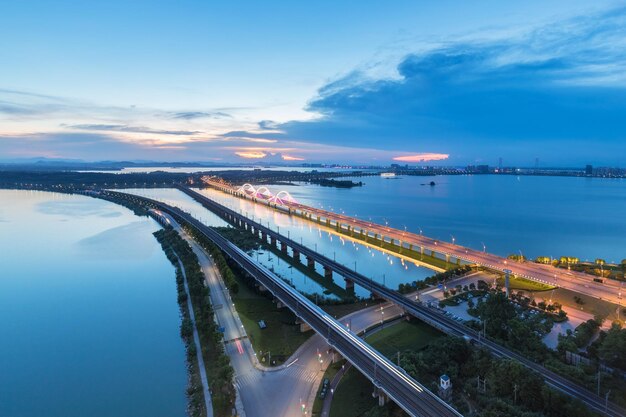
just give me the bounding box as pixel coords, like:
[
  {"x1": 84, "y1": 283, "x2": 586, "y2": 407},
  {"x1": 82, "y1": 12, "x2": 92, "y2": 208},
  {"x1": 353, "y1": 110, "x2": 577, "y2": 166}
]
[
  {"x1": 445, "y1": 254, "x2": 450, "y2": 263},
  {"x1": 307, "y1": 256, "x2": 315, "y2": 268},
  {"x1": 372, "y1": 388, "x2": 388, "y2": 406},
  {"x1": 280, "y1": 241, "x2": 288, "y2": 253},
  {"x1": 324, "y1": 265, "x2": 333, "y2": 279},
  {"x1": 271, "y1": 236, "x2": 277, "y2": 247},
  {"x1": 344, "y1": 278, "x2": 354, "y2": 289},
  {"x1": 261, "y1": 231, "x2": 267, "y2": 242},
  {"x1": 293, "y1": 249, "x2": 300, "y2": 262},
  {"x1": 504, "y1": 269, "x2": 512, "y2": 298}
]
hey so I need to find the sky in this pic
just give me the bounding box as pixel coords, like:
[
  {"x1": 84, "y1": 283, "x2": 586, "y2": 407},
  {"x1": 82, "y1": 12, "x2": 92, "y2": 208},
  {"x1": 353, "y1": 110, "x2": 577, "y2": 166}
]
[{"x1": 1, "y1": 0, "x2": 625, "y2": 166}]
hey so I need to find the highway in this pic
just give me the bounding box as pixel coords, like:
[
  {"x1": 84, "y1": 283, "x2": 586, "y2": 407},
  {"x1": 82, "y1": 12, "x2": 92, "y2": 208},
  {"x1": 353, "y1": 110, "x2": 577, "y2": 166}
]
[
  {"x1": 179, "y1": 185, "x2": 626, "y2": 417},
  {"x1": 201, "y1": 178, "x2": 624, "y2": 306},
  {"x1": 155, "y1": 211, "x2": 324, "y2": 417},
  {"x1": 99, "y1": 190, "x2": 462, "y2": 417}
]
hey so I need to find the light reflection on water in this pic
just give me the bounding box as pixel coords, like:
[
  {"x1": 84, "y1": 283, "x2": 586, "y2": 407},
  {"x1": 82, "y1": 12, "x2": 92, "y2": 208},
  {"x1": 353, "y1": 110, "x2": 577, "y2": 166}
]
[
  {"x1": 126, "y1": 187, "x2": 435, "y2": 298},
  {"x1": 127, "y1": 173, "x2": 626, "y2": 297},
  {"x1": 0, "y1": 190, "x2": 187, "y2": 417}
]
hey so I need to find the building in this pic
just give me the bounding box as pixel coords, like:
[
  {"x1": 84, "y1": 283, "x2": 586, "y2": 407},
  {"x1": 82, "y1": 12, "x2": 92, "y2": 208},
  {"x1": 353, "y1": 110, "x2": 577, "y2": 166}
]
[
  {"x1": 585, "y1": 165, "x2": 593, "y2": 176},
  {"x1": 438, "y1": 374, "x2": 452, "y2": 402}
]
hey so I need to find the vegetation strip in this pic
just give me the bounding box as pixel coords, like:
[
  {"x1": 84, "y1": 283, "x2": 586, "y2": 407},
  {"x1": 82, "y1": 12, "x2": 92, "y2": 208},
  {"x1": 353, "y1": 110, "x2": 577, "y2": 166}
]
[{"x1": 155, "y1": 227, "x2": 236, "y2": 417}]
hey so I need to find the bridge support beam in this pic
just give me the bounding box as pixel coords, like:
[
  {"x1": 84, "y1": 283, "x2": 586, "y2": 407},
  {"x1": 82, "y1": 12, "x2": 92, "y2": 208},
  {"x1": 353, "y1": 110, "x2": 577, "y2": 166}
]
[
  {"x1": 271, "y1": 236, "x2": 277, "y2": 247},
  {"x1": 307, "y1": 256, "x2": 315, "y2": 269},
  {"x1": 330, "y1": 349, "x2": 342, "y2": 363},
  {"x1": 280, "y1": 241, "x2": 287, "y2": 253},
  {"x1": 372, "y1": 388, "x2": 388, "y2": 406},
  {"x1": 344, "y1": 278, "x2": 354, "y2": 290},
  {"x1": 261, "y1": 231, "x2": 267, "y2": 242},
  {"x1": 504, "y1": 269, "x2": 512, "y2": 298},
  {"x1": 300, "y1": 322, "x2": 312, "y2": 332},
  {"x1": 293, "y1": 249, "x2": 300, "y2": 262},
  {"x1": 324, "y1": 266, "x2": 333, "y2": 280}
]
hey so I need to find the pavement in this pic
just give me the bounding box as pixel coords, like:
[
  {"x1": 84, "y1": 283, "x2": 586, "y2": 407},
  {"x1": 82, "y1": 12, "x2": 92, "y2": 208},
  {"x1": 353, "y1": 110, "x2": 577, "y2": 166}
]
[
  {"x1": 177, "y1": 258, "x2": 213, "y2": 417},
  {"x1": 168, "y1": 214, "x2": 409, "y2": 417}
]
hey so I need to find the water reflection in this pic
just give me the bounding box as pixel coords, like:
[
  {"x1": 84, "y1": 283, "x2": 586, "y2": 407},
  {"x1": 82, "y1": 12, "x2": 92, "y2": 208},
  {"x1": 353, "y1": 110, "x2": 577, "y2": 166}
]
[{"x1": 0, "y1": 190, "x2": 187, "y2": 417}]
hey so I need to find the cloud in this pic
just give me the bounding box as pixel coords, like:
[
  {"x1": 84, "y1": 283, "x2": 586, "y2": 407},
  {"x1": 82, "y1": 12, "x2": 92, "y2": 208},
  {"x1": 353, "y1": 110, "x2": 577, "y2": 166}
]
[
  {"x1": 282, "y1": 154, "x2": 305, "y2": 161},
  {"x1": 169, "y1": 111, "x2": 231, "y2": 120},
  {"x1": 275, "y1": 6, "x2": 626, "y2": 165},
  {"x1": 235, "y1": 150, "x2": 267, "y2": 159},
  {"x1": 66, "y1": 123, "x2": 201, "y2": 136},
  {"x1": 393, "y1": 153, "x2": 449, "y2": 162}
]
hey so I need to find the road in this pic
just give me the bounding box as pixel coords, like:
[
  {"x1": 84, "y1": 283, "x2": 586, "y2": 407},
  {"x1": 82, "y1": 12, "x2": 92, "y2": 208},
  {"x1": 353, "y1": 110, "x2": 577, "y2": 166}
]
[
  {"x1": 201, "y1": 178, "x2": 624, "y2": 306},
  {"x1": 158, "y1": 212, "x2": 320, "y2": 416},
  {"x1": 176, "y1": 186, "x2": 625, "y2": 417},
  {"x1": 142, "y1": 202, "x2": 457, "y2": 417}
]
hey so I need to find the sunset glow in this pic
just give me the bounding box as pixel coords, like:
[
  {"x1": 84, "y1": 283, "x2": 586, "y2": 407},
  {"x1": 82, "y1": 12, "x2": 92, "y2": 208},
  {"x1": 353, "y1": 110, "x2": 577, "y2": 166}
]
[{"x1": 392, "y1": 153, "x2": 450, "y2": 163}]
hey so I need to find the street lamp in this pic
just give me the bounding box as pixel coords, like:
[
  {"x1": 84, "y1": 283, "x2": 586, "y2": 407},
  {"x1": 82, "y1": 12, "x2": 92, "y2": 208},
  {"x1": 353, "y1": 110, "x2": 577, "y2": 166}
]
[{"x1": 481, "y1": 242, "x2": 486, "y2": 253}]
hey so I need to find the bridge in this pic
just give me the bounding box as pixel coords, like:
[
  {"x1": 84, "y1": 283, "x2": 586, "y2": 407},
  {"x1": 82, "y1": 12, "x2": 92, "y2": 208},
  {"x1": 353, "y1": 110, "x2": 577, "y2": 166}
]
[
  {"x1": 178, "y1": 185, "x2": 625, "y2": 417},
  {"x1": 201, "y1": 177, "x2": 625, "y2": 306},
  {"x1": 93, "y1": 189, "x2": 462, "y2": 417}
]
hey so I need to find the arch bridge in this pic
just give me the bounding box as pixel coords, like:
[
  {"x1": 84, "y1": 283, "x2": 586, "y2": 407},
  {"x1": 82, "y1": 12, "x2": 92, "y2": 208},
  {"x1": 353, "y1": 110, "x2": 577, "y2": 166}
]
[{"x1": 237, "y1": 184, "x2": 297, "y2": 205}]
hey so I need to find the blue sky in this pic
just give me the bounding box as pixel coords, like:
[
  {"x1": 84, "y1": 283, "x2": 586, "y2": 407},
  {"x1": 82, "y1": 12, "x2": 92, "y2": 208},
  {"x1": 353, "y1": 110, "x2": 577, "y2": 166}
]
[{"x1": 1, "y1": 1, "x2": 624, "y2": 166}]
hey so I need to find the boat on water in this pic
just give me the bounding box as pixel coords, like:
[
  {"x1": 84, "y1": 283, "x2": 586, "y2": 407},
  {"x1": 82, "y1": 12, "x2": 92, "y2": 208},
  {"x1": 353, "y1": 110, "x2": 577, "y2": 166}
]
[{"x1": 380, "y1": 172, "x2": 396, "y2": 178}]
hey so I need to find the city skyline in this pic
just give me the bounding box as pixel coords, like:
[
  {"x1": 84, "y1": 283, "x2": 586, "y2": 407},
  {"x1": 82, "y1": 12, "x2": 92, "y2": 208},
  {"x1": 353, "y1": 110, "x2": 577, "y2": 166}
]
[{"x1": 2, "y1": 1, "x2": 626, "y2": 166}]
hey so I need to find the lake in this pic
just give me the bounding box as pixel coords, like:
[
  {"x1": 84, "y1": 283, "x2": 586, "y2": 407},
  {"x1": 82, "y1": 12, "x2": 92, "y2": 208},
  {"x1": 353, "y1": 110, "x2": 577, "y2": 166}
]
[
  {"x1": 0, "y1": 190, "x2": 187, "y2": 417},
  {"x1": 125, "y1": 175, "x2": 626, "y2": 298}
]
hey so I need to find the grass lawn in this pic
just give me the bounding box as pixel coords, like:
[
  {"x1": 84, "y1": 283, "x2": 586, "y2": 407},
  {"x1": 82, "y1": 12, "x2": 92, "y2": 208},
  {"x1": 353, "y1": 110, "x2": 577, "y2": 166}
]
[
  {"x1": 496, "y1": 276, "x2": 554, "y2": 291},
  {"x1": 366, "y1": 320, "x2": 442, "y2": 357},
  {"x1": 232, "y1": 274, "x2": 313, "y2": 365},
  {"x1": 329, "y1": 367, "x2": 377, "y2": 417},
  {"x1": 328, "y1": 320, "x2": 442, "y2": 417}
]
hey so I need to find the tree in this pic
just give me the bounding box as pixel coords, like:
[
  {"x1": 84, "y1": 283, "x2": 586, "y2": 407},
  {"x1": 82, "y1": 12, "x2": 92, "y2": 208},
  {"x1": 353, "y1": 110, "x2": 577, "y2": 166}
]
[
  {"x1": 598, "y1": 322, "x2": 626, "y2": 369},
  {"x1": 487, "y1": 359, "x2": 545, "y2": 411},
  {"x1": 478, "y1": 292, "x2": 517, "y2": 340}
]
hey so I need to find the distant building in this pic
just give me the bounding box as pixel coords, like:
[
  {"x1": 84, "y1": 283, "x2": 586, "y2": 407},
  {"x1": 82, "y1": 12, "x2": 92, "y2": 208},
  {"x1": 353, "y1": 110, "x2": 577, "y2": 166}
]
[{"x1": 585, "y1": 165, "x2": 593, "y2": 176}]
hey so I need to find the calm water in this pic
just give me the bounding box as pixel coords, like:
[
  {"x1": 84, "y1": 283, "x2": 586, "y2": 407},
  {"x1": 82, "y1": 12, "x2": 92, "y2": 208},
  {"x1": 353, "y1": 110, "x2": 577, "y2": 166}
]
[
  {"x1": 0, "y1": 190, "x2": 187, "y2": 417},
  {"x1": 126, "y1": 175, "x2": 626, "y2": 298},
  {"x1": 79, "y1": 166, "x2": 363, "y2": 174},
  {"x1": 244, "y1": 175, "x2": 626, "y2": 263}
]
